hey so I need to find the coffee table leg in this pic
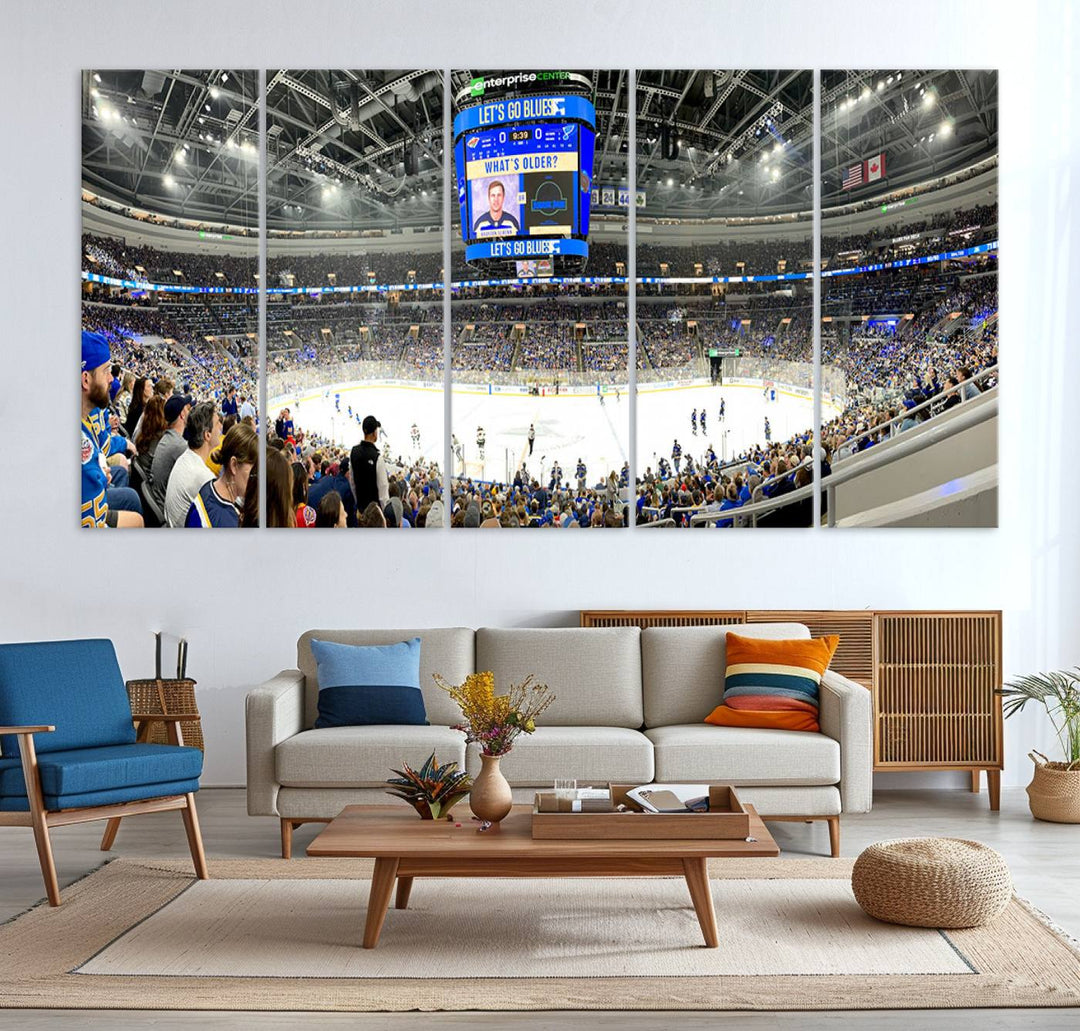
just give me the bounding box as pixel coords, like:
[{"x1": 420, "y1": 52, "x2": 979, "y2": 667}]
[
  {"x1": 683, "y1": 857, "x2": 719, "y2": 948},
  {"x1": 363, "y1": 857, "x2": 399, "y2": 948},
  {"x1": 395, "y1": 876, "x2": 414, "y2": 910}
]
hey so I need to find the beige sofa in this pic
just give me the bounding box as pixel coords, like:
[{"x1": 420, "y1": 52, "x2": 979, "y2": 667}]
[{"x1": 246, "y1": 623, "x2": 872, "y2": 857}]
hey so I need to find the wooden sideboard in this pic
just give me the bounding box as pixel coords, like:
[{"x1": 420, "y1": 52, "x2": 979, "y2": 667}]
[{"x1": 579, "y1": 609, "x2": 1003, "y2": 809}]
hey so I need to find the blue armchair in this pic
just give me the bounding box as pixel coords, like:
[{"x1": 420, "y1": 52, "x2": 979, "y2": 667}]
[{"x1": 0, "y1": 639, "x2": 208, "y2": 906}]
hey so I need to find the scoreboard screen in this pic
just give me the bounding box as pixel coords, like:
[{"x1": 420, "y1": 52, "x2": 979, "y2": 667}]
[{"x1": 453, "y1": 93, "x2": 596, "y2": 270}]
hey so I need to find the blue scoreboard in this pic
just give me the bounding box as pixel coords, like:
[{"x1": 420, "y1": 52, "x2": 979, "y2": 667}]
[{"x1": 453, "y1": 93, "x2": 596, "y2": 273}]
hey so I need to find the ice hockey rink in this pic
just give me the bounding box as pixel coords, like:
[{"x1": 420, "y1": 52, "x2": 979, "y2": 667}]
[{"x1": 270, "y1": 377, "x2": 841, "y2": 485}]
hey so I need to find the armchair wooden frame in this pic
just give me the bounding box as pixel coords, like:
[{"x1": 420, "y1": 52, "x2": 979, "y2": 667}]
[{"x1": 0, "y1": 716, "x2": 209, "y2": 907}]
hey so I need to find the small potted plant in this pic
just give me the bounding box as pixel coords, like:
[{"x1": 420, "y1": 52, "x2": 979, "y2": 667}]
[
  {"x1": 1000, "y1": 668, "x2": 1080, "y2": 823},
  {"x1": 434, "y1": 670, "x2": 555, "y2": 824},
  {"x1": 385, "y1": 751, "x2": 472, "y2": 820}
]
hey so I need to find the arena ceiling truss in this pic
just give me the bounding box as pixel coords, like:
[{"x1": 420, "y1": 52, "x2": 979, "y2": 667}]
[{"x1": 82, "y1": 68, "x2": 997, "y2": 232}]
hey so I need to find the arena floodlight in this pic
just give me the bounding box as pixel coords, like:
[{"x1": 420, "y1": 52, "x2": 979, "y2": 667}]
[
  {"x1": 877, "y1": 80, "x2": 884, "y2": 91},
  {"x1": 923, "y1": 91, "x2": 935, "y2": 108},
  {"x1": 940, "y1": 120, "x2": 953, "y2": 137},
  {"x1": 666, "y1": 177, "x2": 674, "y2": 187},
  {"x1": 163, "y1": 173, "x2": 175, "y2": 187},
  {"x1": 93, "y1": 72, "x2": 101, "y2": 83},
  {"x1": 210, "y1": 87, "x2": 220, "y2": 99}
]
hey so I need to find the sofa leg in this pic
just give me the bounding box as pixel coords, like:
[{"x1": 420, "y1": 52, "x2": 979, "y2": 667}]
[
  {"x1": 181, "y1": 793, "x2": 210, "y2": 880},
  {"x1": 827, "y1": 816, "x2": 840, "y2": 858},
  {"x1": 281, "y1": 818, "x2": 293, "y2": 860}
]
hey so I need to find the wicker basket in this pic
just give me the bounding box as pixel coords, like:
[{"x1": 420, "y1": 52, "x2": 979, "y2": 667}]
[
  {"x1": 1027, "y1": 751, "x2": 1080, "y2": 823},
  {"x1": 125, "y1": 678, "x2": 203, "y2": 751},
  {"x1": 852, "y1": 837, "x2": 1012, "y2": 928}
]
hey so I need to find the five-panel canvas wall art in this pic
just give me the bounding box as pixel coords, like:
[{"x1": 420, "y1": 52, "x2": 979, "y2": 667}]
[{"x1": 81, "y1": 68, "x2": 998, "y2": 529}]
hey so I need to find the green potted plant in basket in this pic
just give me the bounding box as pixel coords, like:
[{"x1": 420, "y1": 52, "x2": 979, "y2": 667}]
[{"x1": 1000, "y1": 668, "x2": 1080, "y2": 823}]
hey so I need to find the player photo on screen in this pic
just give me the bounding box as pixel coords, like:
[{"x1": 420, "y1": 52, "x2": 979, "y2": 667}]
[{"x1": 471, "y1": 176, "x2": 522, "y2": 236}]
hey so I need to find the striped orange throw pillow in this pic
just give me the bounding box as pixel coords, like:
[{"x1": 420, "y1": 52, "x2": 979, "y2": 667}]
[{"x1": 704, "y1": 633, "x2": 839, "y2": 733}]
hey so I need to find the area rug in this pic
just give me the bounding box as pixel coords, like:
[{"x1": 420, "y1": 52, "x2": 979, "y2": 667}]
[{"x1": 1, "y1": 857, "x2": 1078, "y2": 1011}]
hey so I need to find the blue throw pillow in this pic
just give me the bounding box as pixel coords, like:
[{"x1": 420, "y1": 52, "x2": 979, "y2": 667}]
[{"x1": 310, "y1": 638, "x2": 428, "y2": 728}]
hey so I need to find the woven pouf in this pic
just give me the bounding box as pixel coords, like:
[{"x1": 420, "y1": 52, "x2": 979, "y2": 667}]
[{"x1": 852, "y1": 837, "x2": 1013, "y2": 928}]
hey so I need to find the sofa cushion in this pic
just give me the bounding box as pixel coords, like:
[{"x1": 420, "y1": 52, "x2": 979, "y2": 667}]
[
  {"x1": 310, "y1": 638, "x2": 428, "y2": 729},
  {"x1": 641, "y1": 623, "x2": 811, "y2": 728},
  {"x1": 276, "y1": 725, "x2": 467, "y2": 789},
  {"x1": 476, "y1": 627, "x2": 643, "y2": 728},
  {"x1": 705, "y1": 633, "x2": 839, "y2": 734},
  {"x1": 645, "y1": 724, "x2": 840, "y2": 785},
  {"x1": 0, "y1": 640, "x2": 136, "y2": 757},
  {"x1": 0, "y1": 743, "x2": 202, "y2": 799},
  {"x1": 466, "y1": 726, "x2": 654, "y2": 786},
  {"x1": 298, "y1": 629, "x2": 473, "y2": 730}
]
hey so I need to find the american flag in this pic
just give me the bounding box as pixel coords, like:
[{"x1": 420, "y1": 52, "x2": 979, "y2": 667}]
[{"x1": 842, "y1": 163, "x2": 864, "y2": 190}]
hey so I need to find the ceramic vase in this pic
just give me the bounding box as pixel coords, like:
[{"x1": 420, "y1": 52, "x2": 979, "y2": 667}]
[{"x1": 469, "y1": 752, "x2": 513, "y2": 824}]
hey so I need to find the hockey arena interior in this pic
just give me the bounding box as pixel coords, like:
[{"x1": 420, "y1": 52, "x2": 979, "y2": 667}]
[{"x1": 81, "y1": 68, "x2": 997, "y2": 528}]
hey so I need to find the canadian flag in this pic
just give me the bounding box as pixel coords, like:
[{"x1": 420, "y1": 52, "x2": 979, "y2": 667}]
[{"x1": 865, "y1": 152, "x2": 886, "y2": 182}]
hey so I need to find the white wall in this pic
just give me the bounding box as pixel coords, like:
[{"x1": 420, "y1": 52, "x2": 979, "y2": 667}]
[{"x1": 1, "y1": 0, "x2": 1076, "y2": 789}]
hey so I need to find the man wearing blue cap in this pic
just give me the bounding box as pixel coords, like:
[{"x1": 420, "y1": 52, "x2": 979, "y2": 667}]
[{"x1": 82, "y1": 331, "x2": 143, "y2": 528}]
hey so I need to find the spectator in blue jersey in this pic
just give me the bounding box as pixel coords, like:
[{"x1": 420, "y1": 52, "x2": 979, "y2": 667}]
[
  {"x1": 308, "y1": 456, "x2": 358, "y2": 527},
  {"x1": 473, "y1": 180, "x2": 520, "y2": 235},
  {"x1": 108, "y1": 363, "x2": 122, "y2": 401},
  {"x1": 221, "y1": 386, "x2": 239, "y2": 419},
  {"x1": 81, "y1": 331, "x2": 142, "y2": 528},
  {"x1": 185, "y1": 423, "x2": 258, "y2": 528}
]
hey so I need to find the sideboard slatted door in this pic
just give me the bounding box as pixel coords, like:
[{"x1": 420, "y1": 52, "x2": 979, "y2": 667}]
[
  {"x1": 874, "y1": 612, "x2": 1002, "y2": 772},
  {"x1": 745, "y1": 610, "x2": 874, "y2": 689},
  {"x1": 579, "y1": 611, "x2": 745, "y2": 629}
]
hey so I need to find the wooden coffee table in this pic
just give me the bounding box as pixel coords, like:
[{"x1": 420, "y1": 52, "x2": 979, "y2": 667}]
[{"x1": 307, "y1": 803, "x2": 779, "y2": 949}]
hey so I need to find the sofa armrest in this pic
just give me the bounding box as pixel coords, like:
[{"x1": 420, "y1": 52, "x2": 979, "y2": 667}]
[
  {"x1": 819, "y1": 669, "x2": 873, "y2": 814},
  {"x1": 245, "y1": 669, "x2": 304, "y2": 817}
]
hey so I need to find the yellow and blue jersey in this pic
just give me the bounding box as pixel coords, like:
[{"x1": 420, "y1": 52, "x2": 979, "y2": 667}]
[{"x1": 80, "y1": 408, "x2": 127, "y2": 527}]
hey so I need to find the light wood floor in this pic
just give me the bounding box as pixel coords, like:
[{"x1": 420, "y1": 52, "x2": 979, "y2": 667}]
[{"x1": 1, "y1": 787, "x2": 1078, "y2": 1030}]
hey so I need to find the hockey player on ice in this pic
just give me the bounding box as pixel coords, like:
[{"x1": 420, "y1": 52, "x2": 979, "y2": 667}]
[
  {"x1": 527, "y1": 423, "x2": 535, "y2": 456},
  {"x1": 576, "y1": 458, "x2": 587, "y2": 492},
  {"x1": 691, "y1": 408, "x2": 698, "y2": 435},
  {"x1": 719, "y1": 398, "x2": 726, "y2": 421},
  {"x1": 764, "y1": 416, "x2": 772, "y2": 443},
  {"x1": 476, "y1": 426, "x2": 486, "y2": 460},
  {"x1": 410, "y1": 423, "x2": 420, "y2": 450},
  {"x1": 672, "y1": 439, "x2": 683, "y2": 474}
]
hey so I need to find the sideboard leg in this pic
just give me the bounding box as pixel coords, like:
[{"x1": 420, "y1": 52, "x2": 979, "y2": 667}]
[{"x1": 986, "y1": 770, "x2": 1001, "y2": 811}]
